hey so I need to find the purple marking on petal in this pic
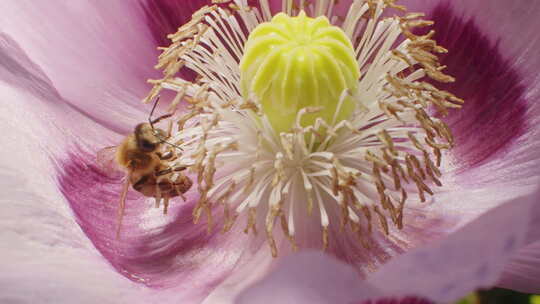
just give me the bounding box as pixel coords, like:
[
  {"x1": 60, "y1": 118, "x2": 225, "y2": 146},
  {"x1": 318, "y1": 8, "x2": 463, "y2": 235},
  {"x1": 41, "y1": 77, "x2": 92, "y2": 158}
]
[
  {"x1": 320, "y1": 205, "x2": 457, "y2": 278},
  {"x1": 141, "y1": 0, "x2": 210, "y2": 48},
  {"x1": 359, "y1": 297, "x2": 434, "y2": 304},
  {"x1": 141, "y1": 0, "x2": 263, "y2": 47},
  {"x1": 141, "y1": 0, "x2": 261, "y2": 81},
  {"x1": 141, "y1": 0, "x2": 211, "y2": 81},
  {"x1": 57, "y1": 148, "x2": 259, "y2": 295},
  {"x1": 428, "y1": 3, "x2": 528, "y2": 169}
]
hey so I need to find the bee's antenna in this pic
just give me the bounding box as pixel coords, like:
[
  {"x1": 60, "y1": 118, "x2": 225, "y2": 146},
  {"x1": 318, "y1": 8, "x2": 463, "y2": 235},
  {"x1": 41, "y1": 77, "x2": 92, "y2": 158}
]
[
  {"x1": 159, "y1": 138, "x2": 184, "y2": 151},
  {"x1": 148, "y1": 95, "x2": 160, "y2": 130},
  {"x1": 149, "y1": 96, "x2": 174, "y2": 125},
  {"x1": 147, "y1": 95, "x2": 184, "y2": 151}
]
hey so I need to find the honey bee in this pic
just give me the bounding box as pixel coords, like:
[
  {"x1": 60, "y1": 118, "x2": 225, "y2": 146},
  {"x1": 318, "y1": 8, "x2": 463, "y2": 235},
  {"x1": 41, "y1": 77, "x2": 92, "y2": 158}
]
[{"x1": 97, "y1": 98, "x2": 192, "y2": 238}]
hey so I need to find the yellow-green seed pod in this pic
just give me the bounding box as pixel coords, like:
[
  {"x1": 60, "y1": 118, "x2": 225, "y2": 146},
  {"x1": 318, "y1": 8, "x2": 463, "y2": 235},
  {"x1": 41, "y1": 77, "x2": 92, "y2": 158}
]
[{"x1": 240, "y1": 11, "x2": 360, "y2": 134}]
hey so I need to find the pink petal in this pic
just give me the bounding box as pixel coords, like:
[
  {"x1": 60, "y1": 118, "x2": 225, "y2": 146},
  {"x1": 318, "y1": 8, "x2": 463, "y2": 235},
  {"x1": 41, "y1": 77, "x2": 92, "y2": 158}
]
[
  {"x1": 0, "y1": 28, "x2": 172, "y2": 302},
  {"x1": 367, "y1": 187, "x2": 538, "y2": 302},
  {"x1": 498, "y1": 241, "x2": 540, "y2": 293},
  {"x1": 405, "y1": 0, "x2": 540, "y2": 70},
  {"x1": 59, "y1": 148, "x2": 270, "y2": 300},
  {"x1": 0, "y1": 0, "x2": 161, "y2": 132},
  {"x1": 235, "y1": 253, "x2": 433, "y2": 304},
  {"x1": 397, "y1": 0, "x2": 540, "y2": 184},
  {"x1": 316, "y1": 0, "x2": 540, "y2": 281},
  {"x1": 236, "y1": 187, "x2": 539, "y2": 303},
  {"x1": 401, "y1": 4, "x2": 540, "y2": 285},
  {"x1": 358, "y1": 298, "x2": 434, "y2": 304},
  {"x1": 0, "y1": 32, "x2": 119, "y2": 150},
  {"x1": 235, "y1": 251, "x2": 380, "y2": 304},
  {"x1": 0, "y1": 84, "x2": 151, "y2": 303},
  {"x1": 424, "y1": 2, "x2": 536, "y2": 171}
]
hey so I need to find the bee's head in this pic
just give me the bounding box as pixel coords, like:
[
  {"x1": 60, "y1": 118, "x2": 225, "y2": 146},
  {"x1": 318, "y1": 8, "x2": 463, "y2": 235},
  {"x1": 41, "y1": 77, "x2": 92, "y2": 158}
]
[{"x1": 134, "y1": 123, "x2": 164, "y2": 152}]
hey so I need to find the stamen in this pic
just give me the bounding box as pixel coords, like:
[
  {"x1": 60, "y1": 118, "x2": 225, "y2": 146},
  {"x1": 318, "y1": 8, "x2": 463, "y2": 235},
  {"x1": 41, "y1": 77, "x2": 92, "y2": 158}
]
[{"x1": 145, "y1": 0, "x2": 462, "y2": 257}]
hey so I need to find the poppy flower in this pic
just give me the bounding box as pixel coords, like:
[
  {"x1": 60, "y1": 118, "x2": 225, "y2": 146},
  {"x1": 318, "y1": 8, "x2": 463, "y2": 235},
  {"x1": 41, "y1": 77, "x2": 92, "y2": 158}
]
[{"x1": 1, "y1": 0, "x2": 539, "y2": 303}]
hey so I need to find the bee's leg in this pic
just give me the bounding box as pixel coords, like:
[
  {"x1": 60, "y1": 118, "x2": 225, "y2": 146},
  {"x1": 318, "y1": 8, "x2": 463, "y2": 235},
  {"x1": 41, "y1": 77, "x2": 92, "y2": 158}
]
[
  {"x1": 155, "y1": 163, "x2": 185, "y2": 177},
  {"x1": 116, "y1": 172, "x2": 132, "y2": 239},
  {"x1": 132, "y1": 175, "x2": 149, "y2": 192},
  {"x1": 174, "y1": 174, "x2": 193, "y2": 202},
  {"x1": 156, "y1": 167, "x2": 173, "y2": 175},
  {"x1": 155, "y1": 183, "x2": 162, "y2": 208},
  {"x1": 173, "y1": 165, "x2": 187, "y2": 172},
  {"x1": 163, "y1": 195, "x2": 170, "y2": 215},
  {"x1": 157, "y1": 180, "x2": 175, "y2": 214},
  {"x1": 157, "y1": 152, "x2": 174, "y2": 161}
]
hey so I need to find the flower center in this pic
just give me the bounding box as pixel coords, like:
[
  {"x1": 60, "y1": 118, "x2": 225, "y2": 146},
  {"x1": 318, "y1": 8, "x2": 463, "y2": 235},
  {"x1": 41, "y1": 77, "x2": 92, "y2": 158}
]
[
  {"x1": 240, "y1": 11, "x2": 359, "y2": 134},
  {"x1": 144, "y1": 0, "x2": 463, "y2": 258}
]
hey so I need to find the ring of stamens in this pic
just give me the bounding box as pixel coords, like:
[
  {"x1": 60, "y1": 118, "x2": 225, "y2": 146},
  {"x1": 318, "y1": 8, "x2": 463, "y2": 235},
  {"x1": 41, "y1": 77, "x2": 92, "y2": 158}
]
[{"x1": 144, "y1": 0, "x2": 463, "y2": 257}]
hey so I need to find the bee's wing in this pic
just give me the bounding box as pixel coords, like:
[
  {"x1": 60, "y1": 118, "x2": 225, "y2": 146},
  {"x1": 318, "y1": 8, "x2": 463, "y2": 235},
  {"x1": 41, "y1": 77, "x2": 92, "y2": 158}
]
[{"x1": 96, "y1": 146, "x2": 125, "y2": 179}]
